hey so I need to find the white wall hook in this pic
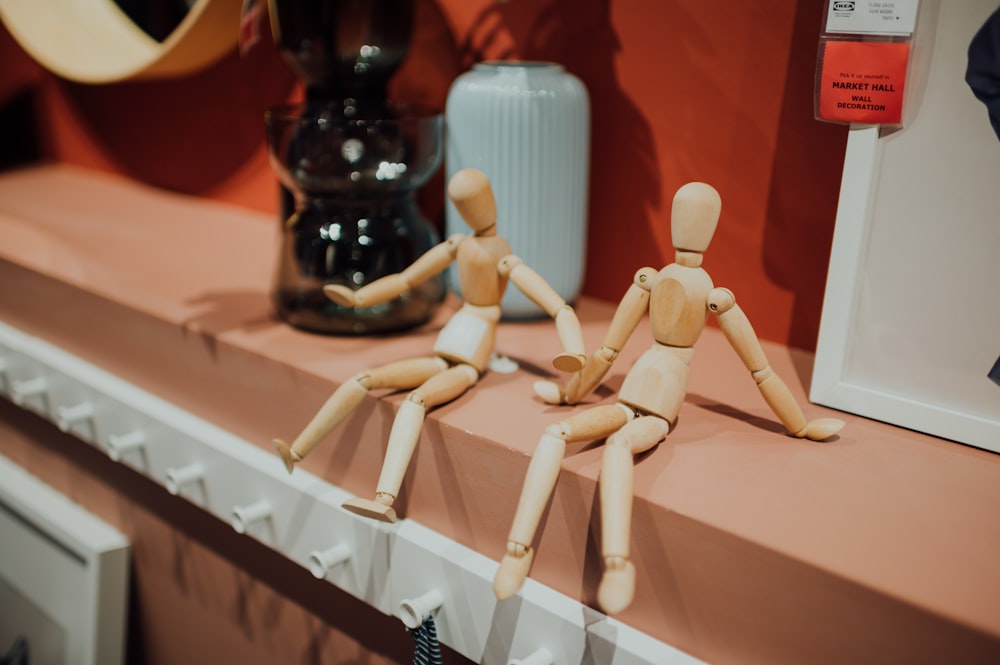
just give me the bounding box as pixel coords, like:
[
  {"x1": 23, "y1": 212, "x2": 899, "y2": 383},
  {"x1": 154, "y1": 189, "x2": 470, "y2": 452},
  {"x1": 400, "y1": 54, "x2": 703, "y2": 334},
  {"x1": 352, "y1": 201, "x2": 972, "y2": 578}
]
[
  {"x1": 106, "y1": 430, "x2": 146, "y2": 462},
  {"x1": 56, "y1": 402, "x2": 95, "y2": 432},
  {"x1": 0, "y1": 319, "x2": 705, "y2": 665},
  {"x1": 164, "y1": 462, "x2": 205, "y2": 496},
  {"x1": 399, "y1": 589, "x2": 443, "y2": 629},
  {"x1": 11, "y1": 376, "x2": 48, "y2": 407},
  {"x1": 308, "y1": 544, "x2": 351, "y2": 579},
  {"x1": 231, "y1": 500, "x2": 272, "y2": 534},
  {"x1": 510, "y1": 647, "x2": 554, "y2": 665}
]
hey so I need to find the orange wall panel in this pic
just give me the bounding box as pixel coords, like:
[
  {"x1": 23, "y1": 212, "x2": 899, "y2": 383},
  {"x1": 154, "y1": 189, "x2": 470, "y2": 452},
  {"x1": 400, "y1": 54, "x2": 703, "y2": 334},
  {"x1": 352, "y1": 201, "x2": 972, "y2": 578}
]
[{"x1": 0, "y1": 0, "x2": 847, "y2": 349}]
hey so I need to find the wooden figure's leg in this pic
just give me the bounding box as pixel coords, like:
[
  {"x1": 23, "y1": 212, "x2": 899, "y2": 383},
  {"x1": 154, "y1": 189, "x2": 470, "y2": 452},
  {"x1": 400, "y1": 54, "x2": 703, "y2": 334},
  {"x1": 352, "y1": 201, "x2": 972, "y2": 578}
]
[
  {"x1": 494, "y1": 403, "x2": 633, "y2": 601},
  {"x1": 597, "y1": 415, "x2": 669, "y2": 614},
  {"x1": 709, "y1": 289, "x2": 844, "y2": 441},
  {"x1": 342, "y1": 363, "x2": 479, "y2": 522},
  {"x1": 274, "y1": 356, "x2": 448, "y2": 473}
]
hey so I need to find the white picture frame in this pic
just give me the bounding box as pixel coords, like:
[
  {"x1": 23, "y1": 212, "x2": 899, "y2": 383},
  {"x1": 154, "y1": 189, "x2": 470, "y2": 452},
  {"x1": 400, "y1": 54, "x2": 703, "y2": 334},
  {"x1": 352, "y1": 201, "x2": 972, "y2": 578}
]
[
  {"x1": 810, "y1": 0, "x2": 1000, "y2": 452},
  {"x1": 0, "y1": 454, "x2": 129, "y2": 665}
]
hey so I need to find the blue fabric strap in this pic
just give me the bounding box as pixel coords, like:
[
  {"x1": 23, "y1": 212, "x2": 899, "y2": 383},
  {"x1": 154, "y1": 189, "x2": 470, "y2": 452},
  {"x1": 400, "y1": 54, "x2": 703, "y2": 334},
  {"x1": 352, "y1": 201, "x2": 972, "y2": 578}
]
[{"x1": 410, "y1": 616, "x2": 443, "y2": 665}]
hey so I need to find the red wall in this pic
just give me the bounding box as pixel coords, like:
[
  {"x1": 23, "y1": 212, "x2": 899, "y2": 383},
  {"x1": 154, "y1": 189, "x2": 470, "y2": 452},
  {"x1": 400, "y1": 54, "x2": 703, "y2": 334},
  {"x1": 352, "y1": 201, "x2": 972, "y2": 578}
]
[{"x1": 0, "y1": 0, "x2": 847, "y2": 350}]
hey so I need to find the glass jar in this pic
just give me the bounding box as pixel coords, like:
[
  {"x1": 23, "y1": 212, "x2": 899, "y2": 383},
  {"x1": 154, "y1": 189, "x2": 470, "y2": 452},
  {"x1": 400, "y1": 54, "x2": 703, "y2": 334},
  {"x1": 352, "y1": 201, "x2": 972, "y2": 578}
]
[{"x1": 266, "y1": 102, "x2": 446, "y2": 334}]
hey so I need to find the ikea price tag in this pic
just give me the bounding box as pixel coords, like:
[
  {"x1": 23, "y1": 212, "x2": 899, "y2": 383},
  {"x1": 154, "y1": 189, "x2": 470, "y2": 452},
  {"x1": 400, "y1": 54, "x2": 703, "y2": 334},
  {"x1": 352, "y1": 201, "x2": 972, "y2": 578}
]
[
  {"x1": 817, "y1": 40, "x2": 910, "y2": 124},
  {"x1": 825, "y1": 0, "x2": 918, "y2": 36}
]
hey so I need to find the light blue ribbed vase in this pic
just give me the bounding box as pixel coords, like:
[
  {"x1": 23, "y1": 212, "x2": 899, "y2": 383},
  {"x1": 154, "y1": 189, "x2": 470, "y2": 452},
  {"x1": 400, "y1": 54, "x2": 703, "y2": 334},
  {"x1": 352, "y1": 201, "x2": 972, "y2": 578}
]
[{"x1": 445, "y1": 61, "x2": 590, "y2": 318}]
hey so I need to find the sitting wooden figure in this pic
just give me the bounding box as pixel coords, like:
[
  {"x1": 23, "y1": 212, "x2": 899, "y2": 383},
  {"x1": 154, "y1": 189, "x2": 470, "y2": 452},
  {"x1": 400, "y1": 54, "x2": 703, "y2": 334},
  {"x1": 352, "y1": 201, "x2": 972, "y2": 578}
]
[
  {"x1": 494, "y1": 182, "x2": 845, "y2": 614},
  {"x1": 274, "y1": 168, "x2": 586, "y2": 522}
]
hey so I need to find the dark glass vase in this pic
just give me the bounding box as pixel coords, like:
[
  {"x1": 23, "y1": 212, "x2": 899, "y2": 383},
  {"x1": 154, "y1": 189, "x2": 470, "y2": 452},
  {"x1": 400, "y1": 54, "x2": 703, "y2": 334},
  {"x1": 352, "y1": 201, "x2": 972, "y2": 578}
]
[
  {"x1": 266, "y1": 0, "x2": 444, "y2": 334},
  {"x1": 266, "y1": 102, "x2": 446, "y2": 335},
  {"x1": 267, "y1": 0, "x2": 414, "y2": 107}
]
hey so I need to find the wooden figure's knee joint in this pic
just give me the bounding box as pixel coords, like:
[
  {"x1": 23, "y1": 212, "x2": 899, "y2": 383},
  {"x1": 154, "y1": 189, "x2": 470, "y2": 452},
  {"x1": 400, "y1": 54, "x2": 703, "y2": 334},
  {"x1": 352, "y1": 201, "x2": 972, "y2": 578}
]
[
  {"x1": 406, "y1": 392, "x2": 427, "y2": 407},
  {"x1": 544, "y1": 422, "x2": 572, "y2": 441},
  {"x1": 606, "y1": 431, "x2": 634, "y2": 451}
]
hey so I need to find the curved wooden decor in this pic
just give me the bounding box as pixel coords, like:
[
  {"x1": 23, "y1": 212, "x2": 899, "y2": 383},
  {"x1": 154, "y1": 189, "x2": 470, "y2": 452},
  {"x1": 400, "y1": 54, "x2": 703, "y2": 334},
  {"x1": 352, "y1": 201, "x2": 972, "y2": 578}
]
[{"x1": 0, "y1": 0, "x2": 241, "y2": 83}]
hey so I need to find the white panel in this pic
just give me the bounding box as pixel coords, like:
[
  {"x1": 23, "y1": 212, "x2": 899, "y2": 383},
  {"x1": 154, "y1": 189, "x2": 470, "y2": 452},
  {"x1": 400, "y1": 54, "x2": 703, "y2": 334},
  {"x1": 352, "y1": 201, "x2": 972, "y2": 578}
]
[
  {"x1": 0, "y1": 319, "x2": 702, "y2": 665},
  {"x1": 812, "y1": 0, "x2": 1000, "y2": 451},
  {"x1": 0, "y1": 455, "x2": 129, "y2": 665}
]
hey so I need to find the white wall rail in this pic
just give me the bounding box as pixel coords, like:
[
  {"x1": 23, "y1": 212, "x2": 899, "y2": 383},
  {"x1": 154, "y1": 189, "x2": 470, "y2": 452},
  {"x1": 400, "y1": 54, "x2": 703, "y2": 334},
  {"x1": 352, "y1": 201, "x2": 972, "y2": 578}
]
[{"x1": 0, "y1": 320, "x2": 702, "y2": 665}]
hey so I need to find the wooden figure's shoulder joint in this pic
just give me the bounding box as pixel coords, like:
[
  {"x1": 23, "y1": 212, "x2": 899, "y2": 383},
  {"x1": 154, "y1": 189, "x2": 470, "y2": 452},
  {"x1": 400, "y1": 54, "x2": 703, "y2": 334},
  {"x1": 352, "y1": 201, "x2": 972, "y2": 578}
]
[
  {"x1": 708, "y1": 287, "x2": 736, "y2": 314},
  {"x1": 633, "y1": 267, "x2": 658, "y2": 291},
  {"x1": 497, "y1": 254, "x2": 524, "y2": 277},
  {"x1": 445, "y1": 233, "x2": 466, "y2": 255}
]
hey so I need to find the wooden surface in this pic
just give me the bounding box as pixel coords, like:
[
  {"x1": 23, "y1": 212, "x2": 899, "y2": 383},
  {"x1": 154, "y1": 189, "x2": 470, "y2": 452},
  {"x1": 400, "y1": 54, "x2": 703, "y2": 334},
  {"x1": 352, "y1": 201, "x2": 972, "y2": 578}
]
[
  {"x1": 0, "y1": 165, "x2": 998, "y2": 664},
  {"x1": 0, "y1": 0, "x2": 241, "y2": 83}
]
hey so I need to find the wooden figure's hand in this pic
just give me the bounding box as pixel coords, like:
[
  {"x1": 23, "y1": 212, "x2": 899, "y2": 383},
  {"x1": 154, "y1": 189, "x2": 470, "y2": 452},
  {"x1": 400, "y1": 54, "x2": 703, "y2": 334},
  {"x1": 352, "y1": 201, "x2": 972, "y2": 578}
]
[
  {"x1": 537, "y1": 272, "x2": 650, "y2": 405},
  {"x1": 323, "y1": 284, "x2": 356, "y2": 307},
  {"x1": 533, "y1": 344, "x2": 617, "y2": 406},
  {"x1": 552, "y1": 352, "x2": 586, "y2": 373},
  {"x1": 323, "y1": 237, "x2": 460, "y2": 310},
  {"x1": 710, "y1": 287, "x2": 848, "y2": 442}
]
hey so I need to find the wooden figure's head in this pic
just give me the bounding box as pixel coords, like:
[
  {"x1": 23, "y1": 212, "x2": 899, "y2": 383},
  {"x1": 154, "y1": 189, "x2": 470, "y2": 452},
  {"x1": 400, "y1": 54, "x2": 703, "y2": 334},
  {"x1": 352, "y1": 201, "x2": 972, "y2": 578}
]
[
  {"x1": 670, "y1": 182, "x2": 721, "y2": 254},
  {"x1": 448, "y1": 168, "x2": 498, "y2": 234}
]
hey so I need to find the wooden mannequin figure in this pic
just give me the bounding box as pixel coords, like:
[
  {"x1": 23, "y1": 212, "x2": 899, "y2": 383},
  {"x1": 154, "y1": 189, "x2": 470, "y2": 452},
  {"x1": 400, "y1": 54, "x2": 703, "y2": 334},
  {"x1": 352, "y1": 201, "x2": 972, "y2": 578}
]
[
  {"x1": 493, "y1": 182, "x2": 845, "y2": 614},
  {"x1": 274, "y1": 168, "x2": 586, "y2": 522}
]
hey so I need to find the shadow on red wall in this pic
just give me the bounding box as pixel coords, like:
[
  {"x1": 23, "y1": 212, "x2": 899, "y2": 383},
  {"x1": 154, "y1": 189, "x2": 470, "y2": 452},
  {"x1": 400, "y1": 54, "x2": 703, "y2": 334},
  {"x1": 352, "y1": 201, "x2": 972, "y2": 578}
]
[
  {"x1": 763, "y1": 2, "x2": 848, "y2": 351},
  {"x1": 455, "y1": 0, "x2": 848, "y2": 351},
  {"x1": 43, "y1": 45, "x2": 296, "y2": 196},
  {"x1": 460, "y1": 0, "x2": 662, "y2": 314}
]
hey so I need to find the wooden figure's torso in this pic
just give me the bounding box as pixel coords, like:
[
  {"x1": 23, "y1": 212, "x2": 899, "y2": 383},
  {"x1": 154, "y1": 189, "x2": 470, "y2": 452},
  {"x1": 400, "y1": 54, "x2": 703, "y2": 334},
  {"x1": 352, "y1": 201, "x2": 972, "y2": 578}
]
[
  {"x1": 648, "y1": 262, "x2": 714, "y2": 347},
  {"x1": 431, "y1": 234, "x2": 512, "y2": 372},
  {"x1": 456, "y1": 234, "x2": 513, "y2": 306},
  {"x1": 617, "y1": 262, "x2": 713, "y2": 421}
]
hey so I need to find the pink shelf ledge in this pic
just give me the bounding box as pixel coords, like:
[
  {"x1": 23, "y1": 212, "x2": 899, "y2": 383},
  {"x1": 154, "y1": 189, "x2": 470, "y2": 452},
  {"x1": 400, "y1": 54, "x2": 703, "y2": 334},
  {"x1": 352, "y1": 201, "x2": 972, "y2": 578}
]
[{"x1": 0, "y1": 164, "x2": 998, "y2": 664}]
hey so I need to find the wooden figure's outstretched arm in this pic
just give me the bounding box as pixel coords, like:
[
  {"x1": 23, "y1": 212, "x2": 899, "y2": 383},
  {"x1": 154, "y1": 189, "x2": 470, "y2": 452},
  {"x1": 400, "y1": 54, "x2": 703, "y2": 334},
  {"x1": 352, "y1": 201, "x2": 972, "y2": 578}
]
[
  {"x1": 708, "y1": 287, "x2": 844, "y2": 441},
  {"x1": 499, "y1": 255, "x2": 586, "y2": 372},
  {"x1": 324, "y1": 234, "x2": 464, "y2": 307},
  {"x1": 535, "y1": 268, "x2": 654, "y2": 405}
]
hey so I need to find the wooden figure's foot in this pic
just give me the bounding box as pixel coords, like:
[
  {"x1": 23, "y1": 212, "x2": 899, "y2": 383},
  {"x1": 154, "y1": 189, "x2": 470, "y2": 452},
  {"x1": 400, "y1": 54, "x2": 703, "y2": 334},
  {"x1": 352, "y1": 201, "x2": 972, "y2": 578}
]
[
  {"x1": 342, "y1": 497, "x2": 398, "y2": 523},
  {"x1": 597, "y1": 557, "x2": 636, "y2": 615},
  {"x1": 273, "y1": 439, "x2": 300, "y2": 475},
  {"x1": 533, "y1": 380, "x2": 564, "y2": 405},
  {"x1": 801, "y1": 418, "x2": 846, "y2": 441},
  {"x1": 493, "y1": 545, "x2": 534, "y2": 600}
]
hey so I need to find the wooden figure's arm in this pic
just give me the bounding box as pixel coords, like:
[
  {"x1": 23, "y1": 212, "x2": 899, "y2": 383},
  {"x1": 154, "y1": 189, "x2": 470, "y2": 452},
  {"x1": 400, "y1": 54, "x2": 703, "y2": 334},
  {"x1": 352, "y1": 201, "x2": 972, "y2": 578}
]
[
  {"x1": 499, "y1": 255, "x2": 586, "y2": 372},
  {"x1": 708, "y1": 287, "x2": 844, "y2": 441},
  {"x1": 536, "y1": 268, "x2": 653, "y2": 405},
  {"x1": 325, "y1": 234, "x2": 464, "y2": 307}
]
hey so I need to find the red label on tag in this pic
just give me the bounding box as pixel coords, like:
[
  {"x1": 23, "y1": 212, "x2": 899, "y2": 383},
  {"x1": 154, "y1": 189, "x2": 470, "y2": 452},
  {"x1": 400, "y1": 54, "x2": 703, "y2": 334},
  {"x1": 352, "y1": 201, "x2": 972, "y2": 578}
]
[{"x1": 818, "y1": 40, "x2": 909, "y2": 124}]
